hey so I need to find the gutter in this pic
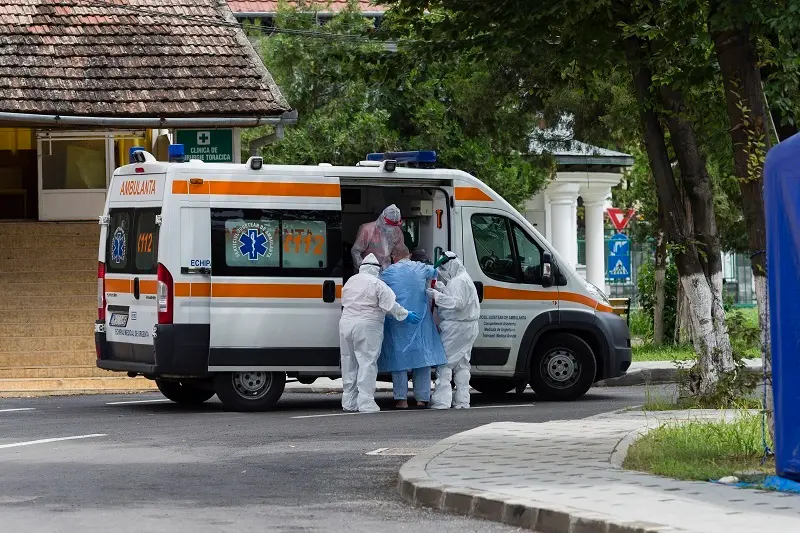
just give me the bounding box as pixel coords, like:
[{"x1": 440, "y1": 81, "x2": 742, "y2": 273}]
[
  {"x1": 0, "y1": 110, "x2": 298, "y2": 129},
  {"x1": 234, "y1": 11, "x2": 385, "y2": 18}
]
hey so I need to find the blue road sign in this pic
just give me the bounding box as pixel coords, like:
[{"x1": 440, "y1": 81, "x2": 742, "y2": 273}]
[{"x1": 607, "y1": 233, "x2": 631, "y2": 280}]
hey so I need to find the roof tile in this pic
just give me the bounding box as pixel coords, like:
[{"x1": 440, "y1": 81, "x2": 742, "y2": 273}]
[{"x1": 0, "y1": 0, "x2": 289, "y2": 118}]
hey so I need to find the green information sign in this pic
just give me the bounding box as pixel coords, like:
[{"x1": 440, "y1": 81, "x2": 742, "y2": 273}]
[{"x1": 175, "y1": 129, "x2": 234, "y2": 162}]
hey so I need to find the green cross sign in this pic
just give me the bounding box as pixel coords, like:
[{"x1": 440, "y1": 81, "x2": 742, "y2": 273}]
[{"x1": 175, "y1": 129, "x2": 234, "y2": 162}]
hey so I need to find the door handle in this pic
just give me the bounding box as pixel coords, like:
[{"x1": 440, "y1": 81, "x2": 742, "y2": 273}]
[
  {"x1": 474, "y1": 281, "x2": 484, "y2": 303},
  {"x1": 133, "y1": 277, "x2": 140, "y2": 300},
  {"x1": 180, "y1": 267, "x2": 210, "y2": 275},
  {"x1": 322, "y1": 280, "x2": 336, "y2": 303}
]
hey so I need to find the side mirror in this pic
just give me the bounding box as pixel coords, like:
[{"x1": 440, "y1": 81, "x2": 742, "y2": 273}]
[{"x1": 541, "y1": 251, "x2": 553, "y2": 288}]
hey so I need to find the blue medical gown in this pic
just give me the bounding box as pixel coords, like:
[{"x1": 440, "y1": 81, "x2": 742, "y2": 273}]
[{"x1": 378, "y1": 260, "x2": 447, "y2": 373}]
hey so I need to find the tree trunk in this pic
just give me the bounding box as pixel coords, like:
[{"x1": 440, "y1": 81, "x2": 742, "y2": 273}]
[
  {"x1": 660, "y1": 85, "x2": 734, "y2": 372},
  {"x1": 653, "y1": 203, "x2": 667, "y2": 346},
  {"x1": 709, "y1": 9, "x2": 772, "y2": 437},
  {"x1": 622, "y1": 35, "x2": 724, "y2": 394}
]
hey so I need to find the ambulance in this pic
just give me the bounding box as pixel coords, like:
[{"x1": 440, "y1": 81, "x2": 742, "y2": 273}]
[{"x1": 95, "y1": 147, "x2": 631, "y2": 411}]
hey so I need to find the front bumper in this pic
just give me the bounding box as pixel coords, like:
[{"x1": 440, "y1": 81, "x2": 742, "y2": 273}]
[{"x1": 595, "y1": 312, "x2": 632, "y2": 379}]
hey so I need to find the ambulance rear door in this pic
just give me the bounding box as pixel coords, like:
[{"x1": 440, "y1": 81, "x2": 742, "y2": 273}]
[
  {"x1": 208, "y1": 171, "x2": 343, "y2": 372},
  {"x1": 103, "y1": 173, "x2": 165, "y2": 361}
]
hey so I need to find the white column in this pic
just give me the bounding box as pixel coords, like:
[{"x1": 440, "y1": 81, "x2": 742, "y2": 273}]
[
  {"x1": 545, "y1": 182, "x2": 580, "y2": 267},
  {"x1": 582, "y1": 193, "x2": 608, "y2": 291},
  {"x1": 570, "y1": 199, "x2": 579, "y2": 267}
]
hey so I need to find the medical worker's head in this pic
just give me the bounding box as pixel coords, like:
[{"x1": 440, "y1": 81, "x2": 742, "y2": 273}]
[
  {"x1": 376, "y1": 204, "x2": 402, "y2": 234},
  {"x1": 438, "y1": 251, "x2": 464, "y2": 281},
  {"x1": 359, "y1": 253, "x2": 381, "y2": 277},
  {"x1": 391, "y1": 244, "x2": 410, "y2": 263}
]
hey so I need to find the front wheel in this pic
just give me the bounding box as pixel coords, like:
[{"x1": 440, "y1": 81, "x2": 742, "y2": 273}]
[
  {"x1": 529, "y1": 333, "x2": 596, "y2": 401},
  {"x1": 155, "y1": 379, "x2": 215, "y2": 405},
  {"x1": 214, "y1": 371, "x2": 286, "y2": 412}
]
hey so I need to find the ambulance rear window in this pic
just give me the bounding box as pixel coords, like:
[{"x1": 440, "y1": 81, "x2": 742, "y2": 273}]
[
  {"x1": 106, "y1": 207, "x2": 160, "y2": 275},
  {"x1": 107, "y1": 209, "x2": 132, "y2": 273},
  {"x1": 133, "y1": 209, "x2": 160, "y2": 274}
]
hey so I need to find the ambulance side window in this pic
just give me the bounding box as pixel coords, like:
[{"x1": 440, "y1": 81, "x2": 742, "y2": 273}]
[
  {"x1": 511, "y1": 224, "x2": 543, "y2": 285},
  {"x1": 470, "y1": 214, "x2": 516, "y2": 283},
  {"x1": 211, "y1": 208, "x2": 342, "y2": 277},
  {"x1": 106, "y1": 209, "x2": 133, "y2": 274}
]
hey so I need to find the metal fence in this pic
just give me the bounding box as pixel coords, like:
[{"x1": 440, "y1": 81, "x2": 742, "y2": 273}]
[{"x1": 577, "y1": 235, "x2": 757, "y2": 308}]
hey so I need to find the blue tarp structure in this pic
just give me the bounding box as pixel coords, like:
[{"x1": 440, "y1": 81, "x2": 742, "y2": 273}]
[
  {"x1": 378, "y1": 260, "x2": 446, "y2": 373},
  {"x1": 765, "y1": 132, "x2": 800, "y2": 481}
]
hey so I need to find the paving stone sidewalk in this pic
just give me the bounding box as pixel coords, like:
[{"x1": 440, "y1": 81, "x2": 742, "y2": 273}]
[
  {"x1": 398, "y1": 409, "x2": 800, "y2": 533},
  {"x1": 284, "y1": 359, "x2": 763, "y2": 393}
]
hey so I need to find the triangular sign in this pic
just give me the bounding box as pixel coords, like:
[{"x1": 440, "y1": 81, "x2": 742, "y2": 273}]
[
  {"x1": 610, "y1": 259, "x2": 629, "y2": 276},
  {"x1": 606, "y1": 207, "x2": 637, "y2": 231}
]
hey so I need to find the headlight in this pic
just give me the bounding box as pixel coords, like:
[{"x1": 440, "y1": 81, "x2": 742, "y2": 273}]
[{"x1": 586, "y1": 283, "x2": 610, "y2": 307}]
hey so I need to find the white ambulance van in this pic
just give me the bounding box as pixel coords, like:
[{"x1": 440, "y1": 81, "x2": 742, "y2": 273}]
[{"x1": 95, "y1": 148, "x2": 631, "y2": 411}]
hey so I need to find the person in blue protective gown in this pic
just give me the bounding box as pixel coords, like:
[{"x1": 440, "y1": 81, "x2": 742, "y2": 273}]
[{"x1": 378, "y1": 245, "x2": 447, "y2": 409}]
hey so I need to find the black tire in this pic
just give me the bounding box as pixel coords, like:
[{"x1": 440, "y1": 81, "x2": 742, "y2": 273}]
[
  {"x1": 214, "y1": 371, "x2": 285, "y2": 412},
  {"x1": 470, "y1": 377, "x2": 515, "y2": 396},
  {"x1": 155, "y1": 379, "x2": 215, "y2": 405},
  {"x1": 529, "y1": 333, "x2": 596, "y2": 401}
]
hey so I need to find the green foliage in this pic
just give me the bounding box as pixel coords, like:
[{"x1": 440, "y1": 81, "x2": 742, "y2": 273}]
[
  {"x1": 624, "y1": 411, "x2": 771, "y2": 481},
  {"x1": 633, "y1": 344, "x2": 695, "y2": 362},
  {"x1": 248, "y1": 2, "x2": 549, "y2": 207},
  {"x1": 637, "y1": 255, "x2": 679, "y2": 344}
]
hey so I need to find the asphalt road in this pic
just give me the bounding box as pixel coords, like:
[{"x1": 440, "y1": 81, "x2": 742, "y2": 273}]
[{"x1": 0, "y1": 387, "x2": 658, "y2": 532}]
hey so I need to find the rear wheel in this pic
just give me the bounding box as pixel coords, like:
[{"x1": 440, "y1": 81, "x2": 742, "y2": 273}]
[
  {"x1": 214, "y1": 371, "x2": 286, "y2": 412},
  {"x1": 155, "y1": 379, "x2": 215, "y2": 405},
  {"x1": 529, "y1": 333, "x2": 596, "y2": 401},
  {"x1": 470, "y1": 377, "x2": 515, "y2": 396}
]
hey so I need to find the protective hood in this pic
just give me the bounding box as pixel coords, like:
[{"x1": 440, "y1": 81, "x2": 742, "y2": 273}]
[
  {"x1": 359, "y1": 253, "x2": 381, "y2": 277},
  {"x1": 439, "y1": 252, "x2": 465, "y2": 281},
  {"x1": 376, "y1": 204, "x2": 402, "y2": 234}
]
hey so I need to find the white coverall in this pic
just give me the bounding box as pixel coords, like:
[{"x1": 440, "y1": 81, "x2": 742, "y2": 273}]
[
  {"x1": 340, "y1": 253, "x2": 409, "y2": 413},
  {"x1": 351, "y1": 204, "x2": 404, "y2": 271},
  {"x1": 428, "y1": 255, "x2": 481, "y2": 409}
]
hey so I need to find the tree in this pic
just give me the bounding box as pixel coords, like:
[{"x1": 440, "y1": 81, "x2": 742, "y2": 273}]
[{"x1": 248, "y1": 1, "x2": 549, "y2": 208}]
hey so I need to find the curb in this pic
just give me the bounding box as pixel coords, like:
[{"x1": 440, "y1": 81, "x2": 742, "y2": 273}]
[
  {"x1": 397, "y1": 429, "x2": 687, "y2": 533},
  {"x1": 596, "y1": 364, "x2": 762, "y2": 388}
]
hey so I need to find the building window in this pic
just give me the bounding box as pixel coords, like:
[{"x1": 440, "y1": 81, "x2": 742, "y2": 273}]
[
  {"x1": 41, "y1": 139, "x2": 107, "y2": 190},
  {"x1": 211, "y1": 208, "x2": 341, "y2": 277}
]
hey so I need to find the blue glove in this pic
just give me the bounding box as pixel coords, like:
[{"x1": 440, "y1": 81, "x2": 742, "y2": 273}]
[{"x1": 404, "y1": 311, "x2": 421, "y2": 324}]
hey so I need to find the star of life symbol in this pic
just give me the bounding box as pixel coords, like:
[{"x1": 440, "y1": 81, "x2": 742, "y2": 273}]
[
  {"x1": 231, "y1": 222, "x2": 274, "y2": 263},
  {"x1": 111, "y1": 227, "x2": 126, "y2": 264}
]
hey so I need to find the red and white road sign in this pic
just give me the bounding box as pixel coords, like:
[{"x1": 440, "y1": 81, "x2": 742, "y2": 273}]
[{"x1": 606, "y1": 207, "x2": 637, "y2": 231}]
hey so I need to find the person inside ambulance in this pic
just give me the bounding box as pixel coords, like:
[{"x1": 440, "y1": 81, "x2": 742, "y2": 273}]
[
  {"x1": 351, "y1": 204, "x2": 405, "y2": 271},
  {"x1": 340, "y1": 253, "x2": 422, "y2": 413},
  {"x1": 378, "y1": 245, "x2": 446, "y2": 410},
  {"x1": 427, "y1": 252, "x2": 481, "y2": 409}
]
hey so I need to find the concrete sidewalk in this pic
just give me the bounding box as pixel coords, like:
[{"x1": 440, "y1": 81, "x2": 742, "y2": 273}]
[
  {"x1": 283, "y1": 358, "x2": 763, "y2": 393},
  {"x1": 398, "y1": 409, "x2": 799, "y2": 533}
]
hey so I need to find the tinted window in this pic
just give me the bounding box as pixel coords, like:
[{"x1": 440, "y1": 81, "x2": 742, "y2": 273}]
[
  {"x1": 133, "y1": 209, "x2": 160, "y2": 274},
  {"x1": 211, "y1": 208, "x2": 342, "y2": 277},
  {"x1": 106, "y1": 209, "x2": 132, "y2": 273},
  {"x1": 470, "y1": 214, "x2": 516, "y2": 282},
  {"x1": 512, "y1": 224, "x2": 543, "y2": 284}
]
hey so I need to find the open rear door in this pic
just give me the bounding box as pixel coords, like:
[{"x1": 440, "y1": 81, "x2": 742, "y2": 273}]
[{"x1": 207, "y1": 175, "x2": 343, "y2": 372}]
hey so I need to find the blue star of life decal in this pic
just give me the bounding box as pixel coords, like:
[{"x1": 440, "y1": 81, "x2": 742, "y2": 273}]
[
  {"x1": 111, "y1": 227, "x2": 126, "y2": 264},
  {"x1": 238, "y1": 228, "x2": 269, "y2": 261}
]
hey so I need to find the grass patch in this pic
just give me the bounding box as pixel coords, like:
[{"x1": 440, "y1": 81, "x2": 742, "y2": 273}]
[
  {"x1": 632, "y1": 344, "x2": 695, "y2": 362},
  {"x1": 641, "y1": 387, "x2": 763, "y2": 411},
  {"x1": 623, "y1": 411, "x2": 772, "y2": 481}
]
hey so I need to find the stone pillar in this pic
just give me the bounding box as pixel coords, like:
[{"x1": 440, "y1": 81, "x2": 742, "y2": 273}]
[
  {"x1": 582, "y1": 192, "x2": 608, "y2": 291},
  {"x1": 545, "y1": 182, "x2": 580, "y2": 266},
  {"x1": 570, "y1": 199, "x2": 579, "y2": 267}
]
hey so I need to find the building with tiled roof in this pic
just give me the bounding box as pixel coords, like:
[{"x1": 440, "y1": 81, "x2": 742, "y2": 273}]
[
  {"x1": 228, "y1": 1, "x2": 386, "y2": 18},
  {"x1": 0, "y1": 0, "x2": 294, "y2": 221}
]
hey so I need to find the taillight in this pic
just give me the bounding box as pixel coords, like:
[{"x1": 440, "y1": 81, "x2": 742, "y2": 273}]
[
  {"x1": 157, "y1": 263, "x2": 173, "y2": 324},
  {"x1": 97, "y1": 261, "x2": 106, "y2": 320}
]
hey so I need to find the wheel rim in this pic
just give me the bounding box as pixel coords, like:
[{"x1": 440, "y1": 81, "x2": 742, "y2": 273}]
[
  {"x1": 232, "y1": 371, "x2": 272, "y2": 400},
  {"x1": 540, "y1": 349, "x2": 580, "y2": 389}
]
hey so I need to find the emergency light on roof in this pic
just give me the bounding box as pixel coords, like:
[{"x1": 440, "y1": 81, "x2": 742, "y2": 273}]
[
  {"x1": 366, "y1": 150, "x2": 437, "y2": 165},
  {"x1": 168, "y1": 144, "x2": 185, "y2": 163},
  {"x1": 129, "y1": 146, "x2": 145, "y2": 163}
]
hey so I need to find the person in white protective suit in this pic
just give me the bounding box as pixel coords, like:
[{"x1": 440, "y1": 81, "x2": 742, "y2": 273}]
[
  {"x1": 427, "y1": 252, "x2": 481, "y2": 409},
  {"x1": 351, "y1": 205, "x2": 405, "y2": 271},
  {"x1": 340, "y1": 253, "x2": 421, "y2": 413}
]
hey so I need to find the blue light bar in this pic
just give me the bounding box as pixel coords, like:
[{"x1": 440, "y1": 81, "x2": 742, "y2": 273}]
[
  {"x1": 366, "y1": 150, "x2": 437, "y2": 164},
  {"x1": 168, "y1": 144, "x2": 185, "y2": 163},
  {"x1": 128, "y1": 146, "x2": 144, "y2": 163}
]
